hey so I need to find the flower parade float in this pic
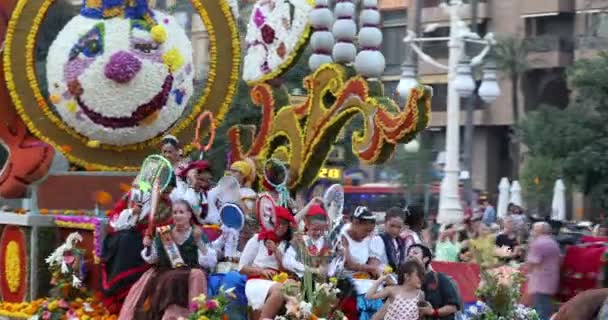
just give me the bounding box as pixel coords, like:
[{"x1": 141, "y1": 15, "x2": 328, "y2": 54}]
[
  {"x1": 0, "y1": 0, "x2": 240, "y2": 315},
  {"x1": 0, "y1": 0, "x2": 434, "y2": 317}
]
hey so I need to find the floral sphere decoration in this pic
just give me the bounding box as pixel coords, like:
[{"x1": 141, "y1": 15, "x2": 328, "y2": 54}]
[
  {"x1": 45, "y1": 0, "x2": 194, "y2": 146},
  {"x1": 355, "y1": 0, "x2": 385, "y2": 77},
  {"x1": 243, "y1": 0, "x2": 313, "y2": 84},
  {"x1": 309, "y1": 0, "x2": 335, "y2": 71},
  {"x1": 331, "y1": 0, "x2": 357, "y2": 64}
]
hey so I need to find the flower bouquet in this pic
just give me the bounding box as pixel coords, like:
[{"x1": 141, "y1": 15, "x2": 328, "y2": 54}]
[
  {"x1": 184, "y1": 287, "x2": 236, "y2": 320},
  {"x1": 31, "y1": 297, "x2": 116, "y2": 320},
  {"x1": 463, "y1": 238, "x2": 538, "y2": 320},
  {"x1": 44, "y1": 232, "x2": 87, "y2": 300},
  {"x1": 276, "y1": 278, "x2": 346, "y2": 320}
]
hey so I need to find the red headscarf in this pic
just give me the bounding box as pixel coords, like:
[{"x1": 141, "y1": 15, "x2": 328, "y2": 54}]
[{"x1": 177, "y1": 160, "x2": 210, "y2": 179}]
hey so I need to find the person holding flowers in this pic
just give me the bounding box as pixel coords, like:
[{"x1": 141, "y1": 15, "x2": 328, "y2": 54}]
[
  {"x1": 282, "y1": 204, "x2": 332, "y2": 278},
  {"x1": 338, "y1": 206, "x2": 384, "y2": 320},
  {"x1": 238, "y1": 206, "x2": 296, "y2": 320},
  {"x1": 371, "y1": 207, "x2": 407, "y2": 279},
  {"x1": 118, "y1": 199, "x2": 218, "y2": 320}
]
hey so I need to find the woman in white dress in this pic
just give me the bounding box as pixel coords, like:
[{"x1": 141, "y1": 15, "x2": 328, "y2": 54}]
[
  {"x1": 239, "y1": 206, "x2": 296, "y2": 320},
  {"x1": 339, "y1": 206, "x2": 384, "y2": 320}
]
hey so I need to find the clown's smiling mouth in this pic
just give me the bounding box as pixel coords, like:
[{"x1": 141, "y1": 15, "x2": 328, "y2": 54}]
[{"x1": 75, "y1": 75, "x2": 174, "y2": 129}]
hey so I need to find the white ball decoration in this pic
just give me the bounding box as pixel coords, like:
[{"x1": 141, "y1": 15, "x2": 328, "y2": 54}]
[
  {"x1": 309, "y1": 54, "x2": 334, "y2": 71},
  {"x1": 334, "y1": 2, "x2": 356, "y2": 18},
  {"x1": 333, "y1": 42, "x2": 357, "y2": 63},
  {"x1": 311, "y1": 31, "x2": 335, "y2": 51},
  {"x1": 358, "y1": 27, "x2": 382, "y2": 48},
  {"x1": 309, "y1": 8, "x2": 334, "y2": 29},
  {"x1": 309, "y1": 0, "x2": 335, "y2": 71},
  {"x1": 360, "y1": 10, "x2": 381, "y2": 26},
  {"x1": 354, "y1": 51, "x2": 386, "y2": 77},
  {"x1": 332, "y1": 20, "x2": 357, "y2": 41}
]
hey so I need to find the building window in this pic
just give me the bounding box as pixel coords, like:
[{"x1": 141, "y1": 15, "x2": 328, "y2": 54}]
[
  {"x1": 381, "y1": 25, "x2": 407, "y2": 69},
  {"x1": 584, "y1": 12, "x2": 608, "y2": 36}
]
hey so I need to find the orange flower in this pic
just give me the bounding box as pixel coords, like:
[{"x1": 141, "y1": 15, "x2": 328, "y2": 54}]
[
  {"x1": 94, "y1": 191, "x2": 113, "y2": 205},
  {"x1": 119, "y1": 183, "x2": 132, "y2": 193},
  {"x1": 39, "y1": 209, "x2": 49, "y2": 215},
  {"x1": 60, "y1": 145, "x2": 73, "y2": 153}
]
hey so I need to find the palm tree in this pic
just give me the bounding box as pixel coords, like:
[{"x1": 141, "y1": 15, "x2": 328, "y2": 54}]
[{"x1": 493, "y1": 37, "x2": 530, "y2": 179}]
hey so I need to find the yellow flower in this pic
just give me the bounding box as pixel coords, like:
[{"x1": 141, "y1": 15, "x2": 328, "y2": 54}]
[
  {"x1": 5, "y1": 241, "x2": 21, "y2": 293},
  {"x1": 86, "y1": 140, "x2": 101, "y2": 148},
  {"x1": 198, "y1": 316, "x2": 209, "y2": 320},
  {"x1": 383, "y1": 265, "x2": 393, "y2": 275},
  {"x1": 151, "y1": 25, "x2": 167, "y2": 43},
  {"x1": 162, "y1": 47, "x2": 185, "y2": 72},
  {"x1": 47, "y1": 300, "x2": 58, "y2": 311},
  {"x1": 192, "y1": 293, "x2": 207, "y2": 303},
  {"x1": 329, "y1": 277, "x2": 338, "y2": 285},
  {"x1": 272, "y1": 272, "x2": 289, "y2": 283}
]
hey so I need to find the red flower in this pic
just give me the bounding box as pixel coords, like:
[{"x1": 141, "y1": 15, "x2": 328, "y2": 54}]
[{"x1": 261, "y1": 24, "x2": 276, "y2": 44}]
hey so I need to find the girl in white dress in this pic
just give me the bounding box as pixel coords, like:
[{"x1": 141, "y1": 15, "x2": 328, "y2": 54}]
[{"x1": 239, "y1": 206, "x2": 296, "y2": 320}]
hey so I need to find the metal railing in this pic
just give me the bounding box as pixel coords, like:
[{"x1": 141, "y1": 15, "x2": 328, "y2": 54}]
[
  {"x1": 525, "y1": 35, "x2": 575, "y2": 52},
  {"x1": 575, "y1": 35, "x2": 608, "y2": 50}
]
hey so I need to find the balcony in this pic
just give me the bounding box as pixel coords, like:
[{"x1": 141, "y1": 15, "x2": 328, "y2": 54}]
[
  {"x1": 575, "y1": 0, "x2": 608, "y2": 11},
  {"x1": 421, "y1": 0, "x2": 489, "y2": 24},
  {"x1": 575, "y1": 36, "x2": 608, "y2": 59},
  {"x1": 521, "y1": 0, "x2": 574, "y2": 17},
  {"x1": 525, "y1": 36, "x2": 574, "y2": 68}
]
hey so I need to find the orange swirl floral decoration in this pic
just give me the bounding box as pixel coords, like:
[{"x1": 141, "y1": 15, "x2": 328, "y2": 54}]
[{"x1": 229, "y1": 63, "x2": 432, "y2": 190}]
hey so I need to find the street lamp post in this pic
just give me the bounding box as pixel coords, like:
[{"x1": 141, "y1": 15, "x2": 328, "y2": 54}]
[{"x1": 397, "y1": 0, "x2": 500, "y2": 225}]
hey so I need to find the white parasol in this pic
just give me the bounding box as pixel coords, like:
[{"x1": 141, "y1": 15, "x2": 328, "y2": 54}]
[
  {"x1": 551, "y1": 179, "x2": 566, "y2": 221},
  {"x1": 509, "y1": 180, "x2": 523, "y2": 207},
  {"x1": 497, "y1": 177, "x2": 510, "y2": 219}
]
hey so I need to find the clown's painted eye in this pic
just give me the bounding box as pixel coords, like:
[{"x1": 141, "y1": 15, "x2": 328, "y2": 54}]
[{"x1": 133, "y1": 42, "x2": 159, "y2": 54}]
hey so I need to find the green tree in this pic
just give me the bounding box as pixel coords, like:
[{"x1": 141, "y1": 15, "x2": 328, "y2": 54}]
[
  {"x1": 493, "y1": 37, "x2": 530, "y2": 179},
  {"x1": 517, "y1": 54, "x2": 608, "y2": 212},
  {"x1": 519, "y1": 156, "x2": 561, "y2": 215}
]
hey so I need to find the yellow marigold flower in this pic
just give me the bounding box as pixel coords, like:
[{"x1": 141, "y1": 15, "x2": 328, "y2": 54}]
[
  {"x1": 47, "y1": 300, "x2": 58, "y2": 311},
  {"x1": 383, "y1": 266, "x2": 393, "y2": 274},
  {"x1": 151, "y1": 25, "x2": 167, "y2": 43},
  {"x1": 272, "y1": 272, "x2": 289, "y2": 283},
  {"x1": 162, "y1": 48, "x2": 185, "y2": 73}
]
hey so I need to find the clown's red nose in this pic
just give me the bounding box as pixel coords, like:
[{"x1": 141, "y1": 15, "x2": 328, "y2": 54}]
[{"x1": 104, "y1": 51, "x2": 142, "y2": 83}]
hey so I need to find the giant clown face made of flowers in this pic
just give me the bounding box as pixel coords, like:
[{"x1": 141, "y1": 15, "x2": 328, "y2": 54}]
[{"x1": 45, "y1": 1, "x2": 194, "y2": 146}]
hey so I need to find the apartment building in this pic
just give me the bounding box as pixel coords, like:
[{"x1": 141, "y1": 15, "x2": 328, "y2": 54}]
[{"x1": 379, "y1": 0, "x2": 607, "y2": 199}]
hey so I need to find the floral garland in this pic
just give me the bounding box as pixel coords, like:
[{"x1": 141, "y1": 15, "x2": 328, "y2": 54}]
[
  {"x1": 0, "y1": 297, "x2": 117, "y2": 320},
  {"x1": 53, "y1": 216, "x2": 103, "y2": 264},
  {"x1": 3, "y1": 0, "x2": 240, "y2": 171},
  {"x1": 0, "y1": 226, "x2": 28, "y2": 302},
  {"x1": 243, "y1": 0, "x2": 313, "y2": 84}
]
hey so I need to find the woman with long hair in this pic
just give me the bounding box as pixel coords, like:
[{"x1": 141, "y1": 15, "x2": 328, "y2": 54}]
[
  {"x1": 100, "y1": 176, "x2": 176, "y2": 313},
  {"x1": 118, "y1": 199, "x2": 217, "y2": 319}
]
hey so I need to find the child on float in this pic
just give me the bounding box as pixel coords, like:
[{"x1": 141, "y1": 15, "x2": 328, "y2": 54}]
[
  {"x1": 371, "y1": 207, "x2": 407, "y2": 279},
  {"x1": 118, "y1": 198, "x2": 218, "y2": 320},
  {"x1": 366, "y1": 259, "x2": 426, "y2": 320},
  {"x1": 283, "y1": 204, "x2": 332, "y2": 278},
  {"x1": 238, "y1": 206, "x2": 297, "y2": 320},
  {"x1": 338, "y1": 206, "x2": 384, "y2": 320},
  {"x1": 172, "y1": 160, "x2": 218, "y2": 225},
  {"x1": 101, "y1": 175, "x2": 176, "y2": 313}
]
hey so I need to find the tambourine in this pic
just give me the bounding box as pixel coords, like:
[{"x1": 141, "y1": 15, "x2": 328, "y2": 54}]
[
  {"x1": 220, "y1": 203, "x2": 245, "y2": 231},
  {"x1": 324, "y1": 184, "x2": 344, "y2": 222},
  {"x1": 134, "y1": 155, "x2": 173, "y2": 193},
  {"x1": 263, "y1": 158, "x2": 289, "y2": 207},
  {"x1": 216, "y1": 175, "x2": 241, "y2": 206},
  {"x1": 256, "y1": 193, "x2": 278, "y2": 232}
]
